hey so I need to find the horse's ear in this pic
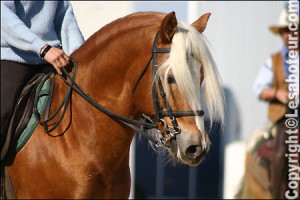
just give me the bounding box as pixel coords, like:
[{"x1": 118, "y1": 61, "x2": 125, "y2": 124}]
[
  {"x1": 159, "y1": 11, "x2": 178, "y2": 44},
  {"x1": 192, "y1": 13, "x2": 211, "y2": 33}
]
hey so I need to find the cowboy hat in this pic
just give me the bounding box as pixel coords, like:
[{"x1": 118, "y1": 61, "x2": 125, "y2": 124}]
[{"x1": 269, "y1": 9, "x2": 299, "y2": 34}]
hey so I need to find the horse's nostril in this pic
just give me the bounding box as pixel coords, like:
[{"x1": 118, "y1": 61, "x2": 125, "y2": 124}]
[{"x1": 185, "y1": 145, "x2": 201, "y2": 159}]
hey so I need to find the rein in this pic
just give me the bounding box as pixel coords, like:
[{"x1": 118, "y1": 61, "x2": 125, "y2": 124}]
[{"x1": 34, "y1": 31, "x2": 204, "y2": 148}]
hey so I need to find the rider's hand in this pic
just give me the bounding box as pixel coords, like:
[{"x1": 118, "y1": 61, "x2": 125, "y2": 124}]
[
  {"x1": 275, "y1": 89, "x2": 289, "y2": 104},
  {"x1": 40, "y1": 45, "x2": 69, "y2": 74}
]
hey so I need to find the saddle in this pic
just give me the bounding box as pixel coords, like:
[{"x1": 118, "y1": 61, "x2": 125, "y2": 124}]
[
  {"x1": 0, "y1": 60, "x2": 76, "y2": 199},
  {"x1": 251, "y1": 124, "x2": 276, "y2": 167},
  {"x1": 245, "y1": 124, "x2": 276, "y2": 192},
  {"x1": 1, "y1": 73, "x2": 51, "y2": 163}
]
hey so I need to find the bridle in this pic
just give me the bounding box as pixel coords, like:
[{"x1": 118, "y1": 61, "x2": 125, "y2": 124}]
[
  {"x1": 34, "y1": 31, "x2": 204, "y2": 149},
  {"x1": 132, "y1": 32, "x2": 204, "y2": 147}
]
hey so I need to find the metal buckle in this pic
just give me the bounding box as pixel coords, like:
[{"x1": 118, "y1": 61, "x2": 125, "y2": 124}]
[
  {"x1": 172, "y1": 126, "x2": 181, "y2": 135},
  {"x1": 153, "y1": 118, "x2": 184, "y2": 148},
  {"x1": 157, "y1": 119, "x2": 168, "y2": 134}
]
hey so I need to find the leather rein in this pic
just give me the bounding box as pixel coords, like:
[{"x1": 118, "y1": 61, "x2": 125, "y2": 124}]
[{"x1": 34, "y1": 31, "x2": 204, "y2": 148}]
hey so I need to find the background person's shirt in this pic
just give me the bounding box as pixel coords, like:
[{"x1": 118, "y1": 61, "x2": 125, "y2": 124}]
[{"x1": 253, "y1": 46, "x2": 299, "y2": 99}]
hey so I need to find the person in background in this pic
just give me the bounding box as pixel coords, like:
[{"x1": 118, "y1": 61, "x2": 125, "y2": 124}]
[
  {"x1": 1, "y1": 1, "x2": 84, "y2": 152},
  {"x1": 253, "y1": 8, "x2": 299, "y2": 199}
]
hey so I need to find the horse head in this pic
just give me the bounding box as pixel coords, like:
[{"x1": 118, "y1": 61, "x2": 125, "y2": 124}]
[{"x1": 132, "y1": 12, "x2": 224, "y2": 166}]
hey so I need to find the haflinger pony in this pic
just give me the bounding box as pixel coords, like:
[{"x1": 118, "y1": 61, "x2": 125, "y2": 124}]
[{"x1": 4, "y1": 11, "x2": 224, "y2": 198}]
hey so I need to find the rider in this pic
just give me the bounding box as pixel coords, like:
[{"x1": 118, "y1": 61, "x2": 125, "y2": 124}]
[
  {"x1": 253, "y1": 8, "x2": 299, "y2": 198},
  {"x1": 1, "y1": 1, "x2": 84, "y2": 153}
]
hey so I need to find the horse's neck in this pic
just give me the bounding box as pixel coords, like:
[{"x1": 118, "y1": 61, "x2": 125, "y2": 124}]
[
  {"x1": 71, "y1": 13, "x2": 163, "y2": 115},
  {"x1": 43, "y1": 14, "x2": 162, "y2": 164}
]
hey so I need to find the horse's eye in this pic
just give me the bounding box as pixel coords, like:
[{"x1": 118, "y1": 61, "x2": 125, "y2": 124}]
[{"x1": 167, "y1": 76, "x2": 176, "y2": 84}]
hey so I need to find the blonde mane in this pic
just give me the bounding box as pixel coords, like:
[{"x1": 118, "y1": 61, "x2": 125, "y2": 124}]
[{"x1": 158, "y1": 22, "x2": 225, "y2": 131}]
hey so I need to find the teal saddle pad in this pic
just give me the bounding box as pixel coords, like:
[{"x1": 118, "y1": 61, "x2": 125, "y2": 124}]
[{"x1": 15, "y1": 78, "x2": 51, "y2": 153}]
